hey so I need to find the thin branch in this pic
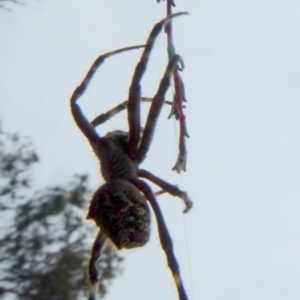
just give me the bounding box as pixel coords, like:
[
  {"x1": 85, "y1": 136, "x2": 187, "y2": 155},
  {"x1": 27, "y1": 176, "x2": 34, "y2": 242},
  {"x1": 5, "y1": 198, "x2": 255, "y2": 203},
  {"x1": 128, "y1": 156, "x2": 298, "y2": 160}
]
[{"x1": 164, "y1": 0, "x2": 189, "y2": 172}]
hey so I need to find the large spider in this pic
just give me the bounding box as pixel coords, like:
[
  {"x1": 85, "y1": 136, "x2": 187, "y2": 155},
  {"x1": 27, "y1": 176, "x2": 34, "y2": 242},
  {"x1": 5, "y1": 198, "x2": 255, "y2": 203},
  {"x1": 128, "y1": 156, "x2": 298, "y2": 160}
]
[{"x1": 70, "y1": 12, "x2": 192, "y2": 300}]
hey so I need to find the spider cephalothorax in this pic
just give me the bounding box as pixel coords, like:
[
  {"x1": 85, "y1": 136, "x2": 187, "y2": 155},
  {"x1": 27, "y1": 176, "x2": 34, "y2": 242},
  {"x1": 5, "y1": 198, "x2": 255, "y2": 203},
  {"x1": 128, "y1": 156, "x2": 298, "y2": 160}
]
[{"x1": 70, "y1": 12, "x2": 192, "y2": 300}]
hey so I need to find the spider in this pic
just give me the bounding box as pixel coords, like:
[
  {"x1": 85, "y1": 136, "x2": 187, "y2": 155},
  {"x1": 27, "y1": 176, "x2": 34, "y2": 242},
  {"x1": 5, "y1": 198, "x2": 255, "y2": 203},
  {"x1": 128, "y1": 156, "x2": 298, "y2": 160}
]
[{"x1": 70, "y1": 12, "x2": 192, "y2": 300}]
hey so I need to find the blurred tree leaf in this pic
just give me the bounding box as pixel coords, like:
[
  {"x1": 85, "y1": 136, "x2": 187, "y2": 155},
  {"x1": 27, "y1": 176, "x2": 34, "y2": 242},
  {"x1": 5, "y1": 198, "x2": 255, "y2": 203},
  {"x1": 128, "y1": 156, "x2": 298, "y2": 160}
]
[{"x1": 0, "y1": 124, "x2": 123, "y2": 300}]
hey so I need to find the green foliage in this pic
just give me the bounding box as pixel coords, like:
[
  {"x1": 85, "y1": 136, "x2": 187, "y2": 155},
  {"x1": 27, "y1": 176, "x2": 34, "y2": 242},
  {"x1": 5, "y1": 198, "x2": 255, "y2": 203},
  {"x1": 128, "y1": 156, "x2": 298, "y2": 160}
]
[
  {"x1": 0, "y1": 125, "x2": 123, "y2": 299},
  {"x1": 0, "y1": 127, "x2": 38, "y2": 202}
]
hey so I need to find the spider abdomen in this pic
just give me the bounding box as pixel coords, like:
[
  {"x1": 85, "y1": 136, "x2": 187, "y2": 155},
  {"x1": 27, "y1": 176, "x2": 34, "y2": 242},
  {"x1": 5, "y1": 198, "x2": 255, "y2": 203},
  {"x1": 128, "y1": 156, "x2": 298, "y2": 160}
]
[{"x1": 87, "y1": 180, "x2": 150, "y2": 249}]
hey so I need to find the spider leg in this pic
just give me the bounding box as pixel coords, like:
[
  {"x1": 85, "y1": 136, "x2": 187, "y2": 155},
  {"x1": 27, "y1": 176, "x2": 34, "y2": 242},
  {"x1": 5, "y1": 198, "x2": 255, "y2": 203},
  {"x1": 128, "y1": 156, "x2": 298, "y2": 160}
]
[
  {"x1": 127, "y1": 12, "x2": 188, "y2": 159},
  {"x1": 138, "y1": 169, "x2": 192, "y2": 213},
  {"x1": 90, "y1": 97, "x2": 175, "y2": 128},
  {"x1": 70, "y1": 45, "x2": 144, "y2": 143},
  {"x1": 132, "y1": 179, "x2": 189, "y2": 300},
  {"x1": 91, "y1": 102, "x2": 128, "y2": 128},
  {"x1": 136, "y1": 53, "x2": 184, "y2": 163},
  {"x1": 88, "y1": 230, "x2": 108, "y2": 300}
]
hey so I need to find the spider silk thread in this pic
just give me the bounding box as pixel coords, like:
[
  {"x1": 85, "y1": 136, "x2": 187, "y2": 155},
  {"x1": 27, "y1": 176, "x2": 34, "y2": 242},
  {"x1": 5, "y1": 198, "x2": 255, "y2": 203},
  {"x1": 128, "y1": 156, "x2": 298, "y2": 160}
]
[{"x1": 172, "y1": 117, "x2": 194, "y2": 300}]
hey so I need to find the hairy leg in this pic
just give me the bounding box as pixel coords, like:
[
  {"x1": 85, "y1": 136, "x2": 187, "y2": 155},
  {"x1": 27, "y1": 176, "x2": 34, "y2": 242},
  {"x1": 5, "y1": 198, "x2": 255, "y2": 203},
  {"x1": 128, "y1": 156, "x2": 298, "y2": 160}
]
[
  {"x1": 127, "y1": 12, "x2": 188, "y2": 159},
  {"x1": 138, "y1": 169, "x2": 192, "y2": 213},
  {"x1": 136, "y1": 53, "x2": 183, "y2": 163},
  {"x1": 91, "y1": 98, "x2": 174, "y2": 128},
  {"x1": 70, "y1": 45, "x2": 144, "y2": 143},
  {"x1": 88, "y1": 231, "x2": 107, "y2": 300},
  {"x1": 132, "y1": 179, "x2": 189, "y2": 300}
]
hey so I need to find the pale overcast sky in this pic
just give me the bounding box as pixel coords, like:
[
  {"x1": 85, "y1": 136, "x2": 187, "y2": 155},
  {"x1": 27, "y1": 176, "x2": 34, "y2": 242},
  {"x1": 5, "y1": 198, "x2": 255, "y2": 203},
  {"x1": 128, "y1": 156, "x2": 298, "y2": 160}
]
[{"x1": 1, "y1": 0, "x2": 300, "y2": 299}]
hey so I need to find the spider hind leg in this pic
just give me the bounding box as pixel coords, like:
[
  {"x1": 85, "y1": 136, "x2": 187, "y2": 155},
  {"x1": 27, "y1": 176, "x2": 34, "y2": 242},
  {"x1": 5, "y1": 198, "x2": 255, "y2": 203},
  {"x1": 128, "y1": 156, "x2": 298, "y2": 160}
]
[
  {"x1": 88, "y1": 231, "x2": 107, "y2": 300},
  {"x1": 133, "y1": 179, "x2": 189, "y2": 300}
]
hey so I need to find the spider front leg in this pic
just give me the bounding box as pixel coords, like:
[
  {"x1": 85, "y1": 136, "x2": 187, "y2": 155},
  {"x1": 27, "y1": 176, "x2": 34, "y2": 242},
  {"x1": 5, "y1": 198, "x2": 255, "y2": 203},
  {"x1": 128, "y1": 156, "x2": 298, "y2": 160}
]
[
  {"x1": 88, "y1": 231, "x2": 107, "y2": 300},
  {"x1": 126, "y1": 12, "x2": 188, "y2": 159},
  {"x1": 132, "y1": 179, "x2": 189, "y2": 300},
  {"x1": 70, "y1": 45, "x2": 144, "y2": 143},
  {"x1": 136, "y1": 54, "x2": 184, "y2": 163}
]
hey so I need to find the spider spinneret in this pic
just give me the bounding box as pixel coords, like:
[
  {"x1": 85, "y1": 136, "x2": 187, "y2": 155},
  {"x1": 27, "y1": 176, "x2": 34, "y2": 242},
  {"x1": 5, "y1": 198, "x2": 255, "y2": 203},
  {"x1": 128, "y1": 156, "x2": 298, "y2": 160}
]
[{"x1": 70, "y1": 12, "x2": 192, "y2": 300}]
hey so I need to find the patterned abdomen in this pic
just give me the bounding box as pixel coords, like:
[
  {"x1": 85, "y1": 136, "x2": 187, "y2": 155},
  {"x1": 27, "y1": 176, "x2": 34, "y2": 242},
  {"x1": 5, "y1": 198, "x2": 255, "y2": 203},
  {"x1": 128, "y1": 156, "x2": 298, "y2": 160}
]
[{"x1": 87, "y1": 180, "x2": 150, "y2": 249}]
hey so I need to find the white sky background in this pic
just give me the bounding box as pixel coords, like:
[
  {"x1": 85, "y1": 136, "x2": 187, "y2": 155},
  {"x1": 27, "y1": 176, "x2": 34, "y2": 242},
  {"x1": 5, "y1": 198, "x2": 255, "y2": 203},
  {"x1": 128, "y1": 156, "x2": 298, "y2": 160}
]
[{"x1": 1, "y1": 0, "x2": 300, "y2": 299}]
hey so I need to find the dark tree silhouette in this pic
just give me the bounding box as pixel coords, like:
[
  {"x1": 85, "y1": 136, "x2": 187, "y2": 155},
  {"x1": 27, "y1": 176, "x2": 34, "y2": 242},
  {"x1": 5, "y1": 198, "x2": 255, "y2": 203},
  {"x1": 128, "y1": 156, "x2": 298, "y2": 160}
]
[{"x1": 0, "y1": 124, "x2": 123, "y2": 299}]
